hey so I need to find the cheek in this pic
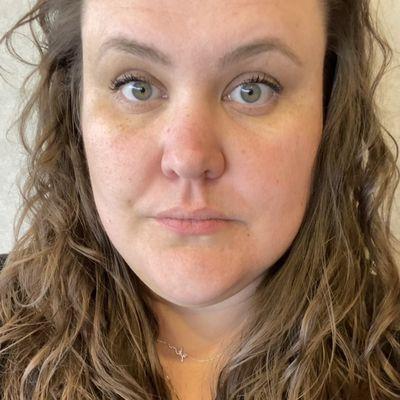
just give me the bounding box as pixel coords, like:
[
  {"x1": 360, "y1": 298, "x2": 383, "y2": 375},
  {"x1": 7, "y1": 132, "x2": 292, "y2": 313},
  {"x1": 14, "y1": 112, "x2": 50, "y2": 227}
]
[
  {"x1": 81, "y1": 108, "x2": 155, "y2": 220},
  {"x1": 263, "y1": 134, "x2": 317, "y2": 204},
  {"x1": 237, "y1": 123, "x2": 321, "y2": 240}
]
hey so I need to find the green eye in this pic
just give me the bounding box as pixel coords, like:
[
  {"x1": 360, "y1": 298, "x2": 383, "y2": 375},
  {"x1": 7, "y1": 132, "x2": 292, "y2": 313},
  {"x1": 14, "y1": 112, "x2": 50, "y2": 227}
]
[
  {"x1": 227, "y1": 74, "x2": 282, "y2": 105},
  {"x1": 110, "y1": 72, "x2": 282, "y2": 107},
  {"x1": 242, "y1": 83, "x2": 263, "y2": 103},
  {"x1": 123, "y1": 81, "x2": 153, "y2": 101}
]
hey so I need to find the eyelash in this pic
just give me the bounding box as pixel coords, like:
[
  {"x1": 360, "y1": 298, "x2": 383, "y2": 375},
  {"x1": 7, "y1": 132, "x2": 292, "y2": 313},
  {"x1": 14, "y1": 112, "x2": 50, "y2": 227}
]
[
  {"x1": 109, "y1": 72, "x2": 283, "y2": 99},
  {"x1": 110, "y1": 73, "x2": 153, "y2": 91},
  {"x1": 237, "y1": 73, "x2": 283, "y2": 95}
]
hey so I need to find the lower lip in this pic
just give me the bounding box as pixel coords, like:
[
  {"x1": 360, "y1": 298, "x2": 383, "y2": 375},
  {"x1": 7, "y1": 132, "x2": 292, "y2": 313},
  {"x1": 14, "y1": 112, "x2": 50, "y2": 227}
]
[{"x1": 155, "y1": 218, "x2": 229, "y2": 235}]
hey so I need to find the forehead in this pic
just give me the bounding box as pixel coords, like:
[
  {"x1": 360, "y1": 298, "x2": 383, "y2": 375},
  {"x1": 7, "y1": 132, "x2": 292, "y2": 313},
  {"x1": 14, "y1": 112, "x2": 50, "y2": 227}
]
[{"x1": 82, "y1": 0, "x2": 326, "y2": 67}]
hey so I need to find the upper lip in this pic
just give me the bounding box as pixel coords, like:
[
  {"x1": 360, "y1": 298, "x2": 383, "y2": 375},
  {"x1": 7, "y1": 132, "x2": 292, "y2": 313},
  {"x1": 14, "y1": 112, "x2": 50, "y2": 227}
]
[{"x1": 155, "y1": 206, "x2": 230, "y2": 220}]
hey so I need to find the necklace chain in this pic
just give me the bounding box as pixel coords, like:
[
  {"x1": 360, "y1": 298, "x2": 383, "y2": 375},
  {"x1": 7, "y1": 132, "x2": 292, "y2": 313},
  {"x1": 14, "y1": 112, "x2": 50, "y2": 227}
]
[
  {"x1": 156, "y1": 338, "x2": 222, "y2": 363},
  {"x1": 156, "y1": 338, "x2": 219, "y2": 400}
]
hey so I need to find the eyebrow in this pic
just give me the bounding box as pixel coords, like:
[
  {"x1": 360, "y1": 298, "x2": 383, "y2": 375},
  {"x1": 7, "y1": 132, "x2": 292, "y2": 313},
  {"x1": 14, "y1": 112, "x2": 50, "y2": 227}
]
[{"x1": 97, "y1": 36, "x2": 303, "y2": 68}]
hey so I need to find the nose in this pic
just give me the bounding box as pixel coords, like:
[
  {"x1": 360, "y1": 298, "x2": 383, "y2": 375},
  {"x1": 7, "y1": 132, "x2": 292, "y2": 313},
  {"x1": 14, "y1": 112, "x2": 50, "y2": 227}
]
[{"x1": 160, "y1": 102, "x2": 226, "y2": 181}]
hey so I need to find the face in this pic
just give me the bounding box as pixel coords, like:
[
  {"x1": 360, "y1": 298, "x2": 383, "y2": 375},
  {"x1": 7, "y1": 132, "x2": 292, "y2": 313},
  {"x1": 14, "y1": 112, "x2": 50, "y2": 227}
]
[{"x1": 81, "y1": 0, "x2": 326, "y2": 307}]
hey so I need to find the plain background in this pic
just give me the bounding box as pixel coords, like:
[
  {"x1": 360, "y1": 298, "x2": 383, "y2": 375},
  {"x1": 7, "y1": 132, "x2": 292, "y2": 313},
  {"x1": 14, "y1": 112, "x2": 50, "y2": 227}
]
[{"x1": 0, "y1": 0, "x2": 399, "y2": 255}]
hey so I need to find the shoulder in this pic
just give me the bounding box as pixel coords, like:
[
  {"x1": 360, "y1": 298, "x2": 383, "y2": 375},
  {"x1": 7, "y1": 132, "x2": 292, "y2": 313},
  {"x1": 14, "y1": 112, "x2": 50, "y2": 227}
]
[{"x1": 0, "y1": 254, "x2": 7, "y2": 270}]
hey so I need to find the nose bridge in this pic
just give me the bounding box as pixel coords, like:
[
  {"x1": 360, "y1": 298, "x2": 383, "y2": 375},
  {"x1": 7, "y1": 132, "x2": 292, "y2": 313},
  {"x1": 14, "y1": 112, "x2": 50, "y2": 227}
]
[
  {"x1": 174, "y1": 86, "x2": 219, "y2": 133},
  {"x1": 160, "y1": 92, "x2": 225, "y2": 180}
]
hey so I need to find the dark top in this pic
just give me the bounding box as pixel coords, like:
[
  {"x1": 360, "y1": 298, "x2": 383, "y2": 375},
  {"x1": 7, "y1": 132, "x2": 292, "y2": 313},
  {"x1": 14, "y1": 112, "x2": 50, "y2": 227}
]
[{"x1": 0, "y1": 254, "x2": 7, "y2": 270}]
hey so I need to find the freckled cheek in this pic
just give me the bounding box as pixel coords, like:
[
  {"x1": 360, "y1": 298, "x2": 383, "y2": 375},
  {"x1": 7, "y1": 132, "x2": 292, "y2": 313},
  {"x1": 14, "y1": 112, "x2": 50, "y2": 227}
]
[
  {"x1": 82, "y1": 119, "x2": 153, "y2": 208},
  {"x1": 248, "y1": 134, "x2": 319, "y2": 214}
]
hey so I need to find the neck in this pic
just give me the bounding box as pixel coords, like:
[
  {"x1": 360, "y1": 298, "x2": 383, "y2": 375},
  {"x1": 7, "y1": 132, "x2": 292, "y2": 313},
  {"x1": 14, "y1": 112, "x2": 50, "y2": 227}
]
[{"x1": 148, "y1": 275, "x2": 263, "y2": 361}]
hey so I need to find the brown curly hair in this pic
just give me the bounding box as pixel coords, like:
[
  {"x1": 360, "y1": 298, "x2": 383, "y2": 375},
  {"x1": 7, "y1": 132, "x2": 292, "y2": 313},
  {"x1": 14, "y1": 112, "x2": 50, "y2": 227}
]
[{"x1": 0, "y1": 0, "x2": 399, "y2": 398}]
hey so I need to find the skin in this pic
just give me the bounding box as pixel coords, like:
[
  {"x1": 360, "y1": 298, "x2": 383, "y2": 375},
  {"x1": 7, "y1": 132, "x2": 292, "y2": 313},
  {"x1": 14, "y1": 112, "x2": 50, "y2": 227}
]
[{"x1": 81, "y1": 0, "x2": 326, "y2": 397}]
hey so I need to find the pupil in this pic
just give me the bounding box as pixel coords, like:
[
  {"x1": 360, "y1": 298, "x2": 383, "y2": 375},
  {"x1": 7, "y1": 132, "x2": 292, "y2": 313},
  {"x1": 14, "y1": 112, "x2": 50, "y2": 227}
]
[
  {"x1": 131, "y1": 82, "x2": 152, "y2": 101},
  {"x1": 242, "y1": 84, "x2": 260, "y2": 103}
]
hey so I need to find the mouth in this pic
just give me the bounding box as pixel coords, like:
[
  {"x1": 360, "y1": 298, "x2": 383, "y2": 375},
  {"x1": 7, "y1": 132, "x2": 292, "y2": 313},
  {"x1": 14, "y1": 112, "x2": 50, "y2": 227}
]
[{"x1": 154, "y1": 217, "x2": 230, "y2": 235}]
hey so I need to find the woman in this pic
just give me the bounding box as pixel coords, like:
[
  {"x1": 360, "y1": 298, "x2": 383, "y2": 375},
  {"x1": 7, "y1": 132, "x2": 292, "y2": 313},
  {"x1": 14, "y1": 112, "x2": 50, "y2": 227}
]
[{"x1": 0, "y1": 0, "x2": 399, "y2": 399}]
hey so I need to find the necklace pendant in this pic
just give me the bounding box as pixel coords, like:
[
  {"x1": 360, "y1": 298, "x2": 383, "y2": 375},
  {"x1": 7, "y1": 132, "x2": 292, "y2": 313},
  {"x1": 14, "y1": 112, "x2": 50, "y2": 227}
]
[{"x1": 177, "y1": 347, "x2": 188, "y2": 362}]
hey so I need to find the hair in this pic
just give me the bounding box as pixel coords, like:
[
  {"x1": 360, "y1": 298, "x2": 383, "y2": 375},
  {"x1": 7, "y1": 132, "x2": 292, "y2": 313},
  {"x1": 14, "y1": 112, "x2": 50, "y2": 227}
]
[{"x1": 0, "y1": 0, "x2": 399, "y2": 398}]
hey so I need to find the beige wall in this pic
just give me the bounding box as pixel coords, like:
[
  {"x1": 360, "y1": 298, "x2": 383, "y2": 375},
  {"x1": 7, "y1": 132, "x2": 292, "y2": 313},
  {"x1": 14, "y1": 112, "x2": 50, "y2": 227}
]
[
  {"x1": 373, "y1": 0, "x2": 400, "y2": 234},
  {"x1": 0, "y1": 1, "x2": 399, "y2": 254}
]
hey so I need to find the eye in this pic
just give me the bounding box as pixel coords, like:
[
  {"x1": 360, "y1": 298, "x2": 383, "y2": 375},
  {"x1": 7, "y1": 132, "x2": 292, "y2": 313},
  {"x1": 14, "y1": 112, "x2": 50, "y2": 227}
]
[
  {"x1": 226, "y1": 73, "x2": 282, "y2": 106},
  {"x1": 110, "y1": 73, "x2": 164, "y2": 103},
  {"x1": 110, "y1": 72, "x2": 283, "y2": 108}
]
